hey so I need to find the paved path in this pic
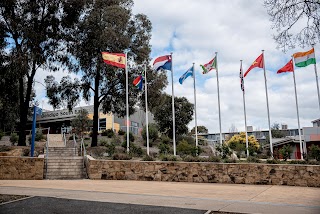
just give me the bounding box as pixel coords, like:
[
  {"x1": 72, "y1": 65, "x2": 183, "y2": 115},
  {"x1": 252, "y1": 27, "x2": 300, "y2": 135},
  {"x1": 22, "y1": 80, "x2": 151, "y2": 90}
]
[{"x1": 0, "y1": 180, "x2": 320, "y2": 214}]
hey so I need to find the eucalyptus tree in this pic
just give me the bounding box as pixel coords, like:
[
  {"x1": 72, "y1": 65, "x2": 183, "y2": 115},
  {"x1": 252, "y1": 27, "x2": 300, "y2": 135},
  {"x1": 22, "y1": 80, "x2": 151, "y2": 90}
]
[
  {"x1": 45, "y1": 0, "x2": 166, "y2": 147},
  {"x1": 0, "y1": 0, "x2": 85, "y2": 145}
]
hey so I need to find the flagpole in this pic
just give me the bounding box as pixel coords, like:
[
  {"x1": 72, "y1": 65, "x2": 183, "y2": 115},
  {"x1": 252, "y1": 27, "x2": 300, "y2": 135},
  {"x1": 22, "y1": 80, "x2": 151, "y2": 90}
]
[
  {"x1": 144, "y1": 64, "x2": 150, "y2": 155},
  {"x1": 262, "y1": 50, "x2": 273, "y2": 158},
  {"x1": 292, "y1": 56, "x2": 304, "y2": 160},
  {"x1": 241, "y1": 60, "x2": 249, "y2": 157},
  {"x1": 171, "y1": 52, "x2": 176, "y2": 156},
  {"x1": 312, "y1": 45, "x2": 320, "y2": 111},
  {"x1": 215, "y1": 52, "x2": 223, "y2": 145},
  {"x1": 192, "y1": 63, "x2": 198, "y2": 148},
  {"x1": 125, "y1": 52, "x2": 129, "y2": 154}
]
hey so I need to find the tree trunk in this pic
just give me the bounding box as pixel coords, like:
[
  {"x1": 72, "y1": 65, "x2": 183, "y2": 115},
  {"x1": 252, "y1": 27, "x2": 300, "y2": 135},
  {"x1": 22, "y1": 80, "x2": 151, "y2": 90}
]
[{"x1": 91, "y1": 71, "x2": 100, "y2": 147}]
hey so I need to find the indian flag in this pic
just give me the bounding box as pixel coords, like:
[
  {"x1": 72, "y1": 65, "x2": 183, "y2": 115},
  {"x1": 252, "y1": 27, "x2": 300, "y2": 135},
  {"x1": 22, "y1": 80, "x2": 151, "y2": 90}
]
[{"x1": 293, "y1": 48, "x2": 316, "y2": 67}]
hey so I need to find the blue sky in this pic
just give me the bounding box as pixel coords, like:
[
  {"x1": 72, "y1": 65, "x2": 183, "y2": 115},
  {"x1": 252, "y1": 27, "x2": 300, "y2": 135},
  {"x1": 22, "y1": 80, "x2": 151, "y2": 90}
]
[{"x1": 35, "y1": 0, "x2": 320, "y2": 133}]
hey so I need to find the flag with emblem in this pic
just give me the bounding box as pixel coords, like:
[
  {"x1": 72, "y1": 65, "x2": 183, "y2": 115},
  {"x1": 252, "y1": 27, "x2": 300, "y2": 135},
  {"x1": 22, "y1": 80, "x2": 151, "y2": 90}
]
[
  {"x1": 201, "y1": 56, "x2": 216, "y2": 74},
  {"x1": 244, "y1": 53, "x2": 264, "y2": 77},
  {"x1": 101, "y1": 52, "x2": 126, "y2": 68}
]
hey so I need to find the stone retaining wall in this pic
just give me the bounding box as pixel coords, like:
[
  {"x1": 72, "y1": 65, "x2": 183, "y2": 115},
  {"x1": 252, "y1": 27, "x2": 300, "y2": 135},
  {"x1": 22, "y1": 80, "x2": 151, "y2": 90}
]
[
  {"x1": 0, "y1": 157, "x2": 44, "y2": 180},
  {"x1": 86, "y1": 156, "x2": 320, "y2": 187}
]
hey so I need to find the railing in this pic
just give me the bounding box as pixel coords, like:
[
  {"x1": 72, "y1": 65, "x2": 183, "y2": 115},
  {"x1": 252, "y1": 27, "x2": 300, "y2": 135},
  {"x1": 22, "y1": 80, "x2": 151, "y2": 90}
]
[
  {"x1": 73, "y1": 134, "x2": 77, "y2": 156},
  {"x1": 63, "y1": 132, "x2": 66, "y2": 147},
  {"x1": 45, "y1": 127, "x2": 50, "y2": 179},
  {"x1": 80, "y1": 137, "x2": 88, "y2": 178}
]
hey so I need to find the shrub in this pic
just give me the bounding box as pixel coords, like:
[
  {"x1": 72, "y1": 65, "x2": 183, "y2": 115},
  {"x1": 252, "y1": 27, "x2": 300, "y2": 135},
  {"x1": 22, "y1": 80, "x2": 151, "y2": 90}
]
[
  {"x1": 158, "y1": 143, "x2": 170, "y2": 155},
  {"x1": 183, "y1": 155, "x2": 208, "y2": 162},
  {"x1": 266, "y1": 159, "x2": 281, "y2": 164},
  {"x1": 101, "y1": 129, "x2": 115, "y2": 138},
  {"x1": 223, "y1": 158, "x2": 237, "y2": 163},
  {"x1": 106, "y1": 143, "x2": 116, "y2": 156},
  {"x1": 129, "y1": 143, "x2": 143, "y2": 157},
  {"x1": 10, "y1": 133, "x2": 19, "y2": 144},
  {"x1": 89, "y1": 147, "x2": 106, "y2": 157},
  {"x1": 279, "y1": 145, "x2": 292, "y2": 161},
  {"x1": 100, "y1": 139, "x2": 109, "y2": 147},
  {"x1": 289, "y1": 160, "x2": 307, "y2": 165},
  {"x1": 112, "y1": 153, "x2": 131, "y2": 160},
  {"x1": 111, "y1": 136, "x2": 121, "y2": 145},
  {"x1": 142, "y1": 123, "x2": 159, "y2": 143},
  {"x1": 124, "y1": 132, "x2": 135, "y2": 142},
  {"x1": 215, "y1": 143, "x2": 231, "y2": 159},
  {"x1": 118, "y1": 129, "x2": 125, "y2": 135},
  {"x1": 160, "y1": 154, "x2": 178, "y2": 161},
  {"x1": 176, "y1": 139, "x2": 200, "y2": 157},
  {"x1": 208, "y1": 155, "x2": 221, "y2": 163},
  {"x1": 176, "y1": 135, "x2": 195, "y2": 145},
  {"x1": 0, "y1": 145, "x2": 11, "y2": 152},
  {"x1": 142, "y1": 155, "x2": 155, "y2": 161},
  {"x1": 35, "y1": 130, "x2": 44, "y2": 141},
  {"x1": 309, "y1": 144, "x2": 320, "y2": 161},
  {"x1": 160, "y1": 135, "x2": 171, "y2": 144},
  {"x1": 247, "y1": 156, "x2": 261, "y2": 163}
]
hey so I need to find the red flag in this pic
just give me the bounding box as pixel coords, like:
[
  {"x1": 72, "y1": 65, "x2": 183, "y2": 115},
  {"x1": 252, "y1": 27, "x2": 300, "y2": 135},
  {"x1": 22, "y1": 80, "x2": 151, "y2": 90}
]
[
  {"x1": 277, "y1": 60, "x2": 293, "y2": 74},
  {"x1": 244, "y1": 53, "x2": 264, "y2": 77},
  {"x1": 101, "y1": 52, "x2": 126, "y2": 68}
]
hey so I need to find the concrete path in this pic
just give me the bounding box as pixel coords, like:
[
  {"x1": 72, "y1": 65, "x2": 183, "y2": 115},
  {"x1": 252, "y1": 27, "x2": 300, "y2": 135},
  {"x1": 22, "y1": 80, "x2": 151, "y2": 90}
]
[{"x1": 0, "y1": 180, "x2": 320, "y2": 214}]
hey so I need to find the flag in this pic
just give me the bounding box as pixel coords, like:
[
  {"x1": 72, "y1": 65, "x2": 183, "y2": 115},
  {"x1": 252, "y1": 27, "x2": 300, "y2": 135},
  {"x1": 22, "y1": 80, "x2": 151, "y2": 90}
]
[
  {"x1": 153, "y1": 55, "x2": 172, "y2": 71},
  {"x1": 277, "y1": 60, "x2": 294, "y2": 74},
  {"x1": 293, "y1": 48, "x2": 316, "y2": 67},
  {"x1": 101, "y1": 52, "x2": 126, "y2": 68},
  {"x1": 244, "y1": 53, "x2": 264, "y2": 77},
  {"x1": 200, "y1": 56, "x2": 216, "y2": 74},
  {"x1": 133, "y1": 75, "x2": 144, "y2": 91},
  {"x1": 240, "y1": 67, "x2": 244, "y2": 92},
  {"x1": 179, "y1": 66, "x2": 194, "y2": 84}
]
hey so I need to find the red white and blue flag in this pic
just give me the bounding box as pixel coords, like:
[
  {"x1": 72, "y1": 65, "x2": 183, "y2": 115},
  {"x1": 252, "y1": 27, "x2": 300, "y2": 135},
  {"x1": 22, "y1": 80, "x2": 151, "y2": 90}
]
[
  {"x1": 153, "y1": 55, "x2": 172, "y2": 71},
  {"x1": 133, "y1": 75, "x2": 144, "y2": 91}
]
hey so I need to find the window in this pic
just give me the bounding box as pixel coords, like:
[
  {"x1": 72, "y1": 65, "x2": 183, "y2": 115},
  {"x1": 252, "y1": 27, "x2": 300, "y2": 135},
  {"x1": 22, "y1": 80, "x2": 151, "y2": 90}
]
[{"x1": 99, "y1": 118, "x2": 106, "y2": 129}]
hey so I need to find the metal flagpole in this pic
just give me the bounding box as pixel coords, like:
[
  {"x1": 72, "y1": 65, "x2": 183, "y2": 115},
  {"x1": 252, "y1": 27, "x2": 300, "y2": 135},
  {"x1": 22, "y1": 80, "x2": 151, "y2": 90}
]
[
  {"x1": 312, "y1": 45, "x2": 320, "y2": 111},
  {"x1": 192, "y1": 63, "x2": 198, "y2": 147},
  {"x1": 262, "y1": 50, "x2": 273, "y2": 158},
  {"x1": 241, "y1": 60, "x2": 249, "y2": 157},
  {"x1": 292, "y1": 56, "x2": 304, "y2": 160},
  {"x1": 125, "y1": 52, "x2": 129, "y2": 153},
  {"x1": 215, "y1": 52, "x2": 223, "y2": 145},
  {"x1": 171, "y1": 52, "x2": 176, "y2": 156},
  {"x1": 144, "y1": 64, "x2": 150, "y2": 155}
]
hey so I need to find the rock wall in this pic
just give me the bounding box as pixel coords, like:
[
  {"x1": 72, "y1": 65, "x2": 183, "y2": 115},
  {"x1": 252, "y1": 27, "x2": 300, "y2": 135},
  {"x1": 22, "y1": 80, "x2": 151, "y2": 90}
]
[
  {"x1": 86, "y1": 156, "x2": 320, "y2": 187},
  {"x1": 0, "y1": 157, "x2": 44, "y2": 180}
]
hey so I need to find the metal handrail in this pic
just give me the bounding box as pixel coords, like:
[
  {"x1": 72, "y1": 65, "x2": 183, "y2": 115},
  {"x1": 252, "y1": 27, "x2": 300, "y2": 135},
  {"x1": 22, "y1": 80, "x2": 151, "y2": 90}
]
[
  {"x1": 63, "y1": 132, "x2": 66, "y2": 147},
  {"x1": 73, "y1": 134, "x2": 77, "y2": 155}
]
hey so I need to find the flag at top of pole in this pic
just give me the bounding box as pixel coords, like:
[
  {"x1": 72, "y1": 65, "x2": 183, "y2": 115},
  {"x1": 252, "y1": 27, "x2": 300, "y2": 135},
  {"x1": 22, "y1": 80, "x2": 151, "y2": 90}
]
[
  {"x1": 293, "y1": 48, "x2": 316, "y2": 67},
  {"x1": 179, "y1": 66, "x2": 194, "y2": 84},
  {"x1": 277, "y1": 59, "x2": 294, "y2": 73},
  {"x1": 101, "y1": 52, "x2": 126, "y2": 68},
  {"x1": 200, "y1": 56, "x2": 216, "y2": 74},
  {"x1": 244, "y1": 53, "x2": 264, "y2": 77},
  {"x1": 153, "y1": 55, "x2": 172, "y2": 71},
  {"x1": 133, "y1": 75, "x2": 144, "y2": 91}
]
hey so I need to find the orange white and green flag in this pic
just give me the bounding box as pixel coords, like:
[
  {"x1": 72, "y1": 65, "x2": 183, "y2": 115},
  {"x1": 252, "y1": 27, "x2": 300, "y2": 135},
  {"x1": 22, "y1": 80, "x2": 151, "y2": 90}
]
[
  {"x1": 101, "y1": 52, "x2": 126, "y2": 68},
  {"x1": 293, "y1": 48, "x2": 316, "y2": 67}
]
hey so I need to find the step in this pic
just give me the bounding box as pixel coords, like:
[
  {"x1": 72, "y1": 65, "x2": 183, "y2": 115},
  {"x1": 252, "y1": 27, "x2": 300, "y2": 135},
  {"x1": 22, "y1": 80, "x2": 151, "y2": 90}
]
[
  {"x1": 46, "y1": 169, "x2": 84, "y2": 173},
  {"x1": 45, "y1": 152, "x2": 78, "y2": 156},
  {"x1": 46, "y1": 176, "x2": 84, "y2": 179}
]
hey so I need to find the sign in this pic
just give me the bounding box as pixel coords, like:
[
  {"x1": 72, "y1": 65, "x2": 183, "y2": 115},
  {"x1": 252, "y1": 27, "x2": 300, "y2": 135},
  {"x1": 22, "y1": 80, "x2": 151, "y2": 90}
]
[{"x1": 36, "y1": 106, "x2": 94, "y2": 121}]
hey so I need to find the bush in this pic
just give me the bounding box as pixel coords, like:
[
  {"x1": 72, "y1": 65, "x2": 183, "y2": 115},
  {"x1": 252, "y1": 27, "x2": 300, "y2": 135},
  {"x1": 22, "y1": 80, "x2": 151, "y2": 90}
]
[
  {"x1": 111, "y1": 136, "x2": 121, "y2": 145},
  {"x1": 35, "y1": 130, "x2": 44, "y2": 141},
  {"x1": 142, "y1": 155, "x2": 155, "y2": 161},
  {"x1": 266, "y1": 159, "x2": 281, "y2": 164},
  {"x1": 10, "y1": 133, "x2": 19, "y2": 144},
  {"x1": 124, "y1": 132, "x2": 135, "y2": 143},
  {"x1": 223, "y1": 158, "x2": 237, "y2": 163},
  {"x1": 129, "y1": 143, "x2": 143, "y2": 157},
  {"x1": 247, "y1": 156, "x2": 261, "y2": 163},
  {"x1": 160, "y1": 135, "x2": 171, "y2": 144},
  {"x1": 118, "y1": 129, "x2": 125, "y2": 135},
  {"x1": 0, "y1": 131, "x2": 4, "y2": 140},
  {"x1": 100, "y1": 139, "x2": 109, "y2": 147},
  {"x1": 160, "y1": 154, "x2": 178, "y2": 161},
  {"x1": 142, "y1": 123, "x2": 159, "y2": 143},
  {"x1": 101, "y1": 129, "x2": 115, "y2": 138},
  {"x1": 158, "y1": 143, "x2": 170, "y2": 155},
  {"x1": 0, "y1": 145, "x2": 11, "y2": 152},
  {"x1": 176, "y1": 139, "x2": 200, "y2": 157},
  {"x1": 89, "y1": 147, "x2": 106, "y2": 157},
  {"x1": 176, "y1": 135, "x2": 195, "y2": 145},
  {"x1": 309, "y1": 144, "x2": 320, "y2": 161},
  {"x1": 106, "y1": 143, "x2": 116, "y2": 156},
  {"x1": 289, "y1": 160, "x2": 307, "y2": 165},
  {"x1": 208, "y1": 155, "x2": 221, "y2": 163},
  {"x1": 215, "y1": 143, "x2": 231, "y2": 159},
  {"x1": 112, "y1": 153, "x2": 131, "y2": 160},
  {"x1": 183, "y1": 155, "x2": 209, "y2": 162},
  {"x1": 279, "y1": 145, "x2": 292, "y2": 161}
]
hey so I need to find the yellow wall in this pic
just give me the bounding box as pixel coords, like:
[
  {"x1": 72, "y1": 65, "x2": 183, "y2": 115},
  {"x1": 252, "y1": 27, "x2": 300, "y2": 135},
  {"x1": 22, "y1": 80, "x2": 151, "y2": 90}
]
[{"x1": 88, "y1": 112, "x2": 120, "y2": 133}]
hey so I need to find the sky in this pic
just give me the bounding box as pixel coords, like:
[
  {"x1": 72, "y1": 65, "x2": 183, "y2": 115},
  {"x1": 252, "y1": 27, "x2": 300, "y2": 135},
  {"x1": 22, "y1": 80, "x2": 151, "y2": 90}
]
[{"x1": 35, "y1": 0, "x2": 320, "y2": 134}]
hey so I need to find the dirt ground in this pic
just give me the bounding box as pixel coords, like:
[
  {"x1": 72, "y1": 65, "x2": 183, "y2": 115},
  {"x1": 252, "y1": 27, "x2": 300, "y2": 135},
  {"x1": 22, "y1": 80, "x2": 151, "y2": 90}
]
[{"x1": 0, "y1": 194, "x2": 28, "y2": 203}]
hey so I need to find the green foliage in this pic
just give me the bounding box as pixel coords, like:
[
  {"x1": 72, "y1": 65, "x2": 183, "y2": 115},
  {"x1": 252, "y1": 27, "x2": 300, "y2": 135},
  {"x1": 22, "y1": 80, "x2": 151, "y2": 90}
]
[
  {"x1": 0, "y1": 131, "x2": 4, "y2": 140},
  {"x1": 112, "y1": 153, "x2": 132, "y2": 160},
  {"x1": 160, "y1": 154, "x2": 178, "y2": 161},
  {"x1": 190, "y1": 126, "x2": 208, "y2": 134},
  {"x1": 177, "y1": 135, "x2": 195, "y2": 145},
  {"x1": 160, "y1": 135, "x2": 171, "y2": 144},
  {"x1": 158, "y1": 143, "x2": 170, "y2": 155},
  {"x1": 0, "y1": 145, "x2": 11, "y2": 152},
  {"x1": 142, "y1": 123, "x2": 159, "y2": 145},
  {"x1": 10, "y1": 133, "x2": 19, "y2": 144},
  {"x1": 266, "y1": 159, "x2": 281, "y2": 164},
  {"x1": 208, "y1": 155, "x2": 221, "y2": 163},
  {"x1": 176, "y1": 140, "x2": 200, "y2": 157},
  {"x1": 279, "y1": 145, "x2": 292, "y2": 161},
  {"x1": 142, "y1": 155, "x2": 155, "y2": 161},
  {"x1": 271, "y1": 123, "x2": 285, "y2": 138},
  {"x1": 124, "y1": 132, "x2": 135, "y2": 143},
  {"x1": 223, "y1": 158, "x2": 237, "y2": 163},
  {"x1": 309, "y1": 144, "x2": 320, "y2": 161},
  {"x1": 100, "y1": 139, "x2": 109, "y2": 147},
  {"x1": 111, "y1": 136, "x2": 121, "y2": 145},
  {"x1": 118, "y1": 129, "x2": 125, "y2": 135},
  {"x1": 101, "y1": 129, "x2": 115, "y2": 138},
  {"x1": 154, "y1": 95, "x2": 194, "y2": 138},
  {"x1": 247, "y1": 156, "x2": 261, "y2": 163},
  {"x1": 129, "y1": 143, "x2": 143, "y2": 157},
  {"x1": 215, "y1": 143, "x2": 231, "y2": 159},
  {"x1": 89, "y1": 147, "x2": 105, "y2": 157},
  {"x1": 71, "y1": 109, "x2": 92, "y2": 137},
  {"x1": 106, "y1": 143, "x2": 116, "y2": 156},
  {"x1": 35, "y1": 130, "x2": 45, "y2": 141}
]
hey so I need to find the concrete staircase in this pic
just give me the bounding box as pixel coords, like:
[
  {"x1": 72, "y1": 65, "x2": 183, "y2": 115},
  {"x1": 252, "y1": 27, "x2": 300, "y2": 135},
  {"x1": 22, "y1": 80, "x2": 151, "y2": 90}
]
[
  {"x1": 48, "y1": 134, "x2": 65, "y2": 147},
  {"x1": 45, "y1": 147, "x2": 86, "y2": 179}
]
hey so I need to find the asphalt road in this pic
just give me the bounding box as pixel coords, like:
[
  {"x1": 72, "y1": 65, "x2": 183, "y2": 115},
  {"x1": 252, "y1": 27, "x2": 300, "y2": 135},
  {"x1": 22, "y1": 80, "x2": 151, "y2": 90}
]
[{"x1": 0, "y1": 196, "x2": 207, "y2": 214}]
